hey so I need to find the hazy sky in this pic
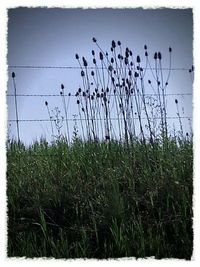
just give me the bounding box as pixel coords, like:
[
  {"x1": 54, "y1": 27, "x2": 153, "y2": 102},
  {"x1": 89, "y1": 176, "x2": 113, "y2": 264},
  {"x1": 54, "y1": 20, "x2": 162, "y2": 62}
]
[{"x1": 7, "y1": 8, "x2": 193, "y2": 144}]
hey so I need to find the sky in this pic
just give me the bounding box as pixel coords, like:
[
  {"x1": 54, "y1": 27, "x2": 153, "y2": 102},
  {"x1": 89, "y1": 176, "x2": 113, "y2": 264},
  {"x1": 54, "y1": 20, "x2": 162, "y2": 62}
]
[{"x1": 7, "y1": 8, "x2": 193, "y2": 144}]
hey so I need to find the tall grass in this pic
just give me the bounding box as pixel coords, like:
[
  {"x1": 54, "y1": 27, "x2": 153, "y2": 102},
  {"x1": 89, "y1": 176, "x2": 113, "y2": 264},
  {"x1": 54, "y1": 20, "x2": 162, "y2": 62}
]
[
  {"x1": 7, "y1": 136, "x2": 193, "y2": 259},
  {"x1": 7, "y1": 39, "x2": 193, "y2": 259}
]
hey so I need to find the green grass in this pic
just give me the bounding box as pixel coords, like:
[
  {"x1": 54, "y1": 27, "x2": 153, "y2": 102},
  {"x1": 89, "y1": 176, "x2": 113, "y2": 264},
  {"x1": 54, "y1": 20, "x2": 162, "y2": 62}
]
[{"x1": 7, "y1": 137, "x2": 193, "y2": 259}]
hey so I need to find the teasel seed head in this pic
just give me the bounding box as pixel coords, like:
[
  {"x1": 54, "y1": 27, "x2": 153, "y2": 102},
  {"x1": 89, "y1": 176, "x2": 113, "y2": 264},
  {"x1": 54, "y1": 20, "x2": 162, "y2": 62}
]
[
  {"x1": 99, "y1": 52, "x2": 103, "y2": 60},
  {"x1": 154, "y1": 52, "x2": 157, "y2": 60},
  {"x1": 61, "y1": 84, "x2": 64, "y2": 90},
  {"x1": 144, "y1": 45, "x2": 147, "y2": 50},
  {"x1": 145, "y1": 51, "x2": 148, "y2": 57},
  {"x1": 175, "y1": 99, "x2": 178, "y2": 104},
  {"x1": 93, "y1": 58, "x2": 96, "y2": 64},
  {"x1": 129, "y1": 50, "x2": 133, "y2": 56},
  {"x1": 75, "y1": 54, "x2": 79, "y2": 60},
  {"x1": 130, "y1": 61, "x2": 133, "y2": 66},
  {"x1": 117, "y1": 40, "x2": 121, "y2": 46},
  {"x1": 148, "y1": 80, "x2": 151, "y2": 84},
  {"x1": 129, "y1": 70, "x2": 132, "y2": 76},
  {"x1": 169, "y1": 47, "x2": 172, "y2": 53},
  {"x1": 92, "y1": 50, "x2": 95, "y2": 56},
  {"x1": 45, "y1": 101, "x2": 48, "y2": 106},
  {"x1": 165, "y1": 82, "x2": 168, "y2": 86},
  {"x1": 92, "y1": 37, "x2": 97, "y2": 42},
  {"x1": 108, "y1": 65, "x2": 113, "y2": 72},
  {"x1": 81, "y1": 70, "x2": 85, "y2": 77},
  {"x1": 111, "y1": 57, "x2": 114, "y2": 63},
  {"x1": 91, "y1": 70, "x2": 94, "y2": 76},
  {"x1": 82, "y1": 57, "x2": 88, "y2": 67},
  {"x1": 68, "y1": 93, "x2": 71, "y2": 96},
  {"x1": 77, "y1": 99, "x2": 80, "y2": 104},
  {"x1": 12, "y1": 72, "x2": 15, "y2": 78},
  {"x1": 97, "y1": 92, "x2": 100, "y2": 98},
  {"x1": 60, "y1": 91, "x2": 63, "y2": 95},
  {"x1": 83, "y1": 91, "x2": 86, "y2": 97},
  {"x1": 112, "y1": 40, "x2": 116, "y2": 48},
  {"x1": 110, "y1": 47, "x2": 113, "y2": 52},
  {"x1": 78, "y1": 87, "x2": 82, "y2": 93},
  {"x1": 158, "y1": 52, "x2": 162, "y2": 60},
  {"x1": 136, "y1": 55, "x2": 140, "y2": 63},
  {"x1": 82, "y1": 107, "x2": 85, "y2": 112},
  {"x1": 125, "y1": 57, "x2": 128, "y2": 65},
  {"x1": 91, "y1": 95, "x2": 94, "y2": 100},
  {"x1": 125, "y1": 51, "x2": 129, "y2": 58},
  {"x1": 106, "y1": 87, "x2": 109, "y2": 93},
  {"x1": 134, "y1": 72, "x2": 139, "y2": 78}
]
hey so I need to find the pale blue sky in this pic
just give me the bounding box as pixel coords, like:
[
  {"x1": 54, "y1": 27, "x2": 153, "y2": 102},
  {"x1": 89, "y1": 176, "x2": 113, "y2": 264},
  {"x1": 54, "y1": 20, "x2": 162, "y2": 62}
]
[{"x1": 7, "y1": 8, "x2": 193, "y2": 144}]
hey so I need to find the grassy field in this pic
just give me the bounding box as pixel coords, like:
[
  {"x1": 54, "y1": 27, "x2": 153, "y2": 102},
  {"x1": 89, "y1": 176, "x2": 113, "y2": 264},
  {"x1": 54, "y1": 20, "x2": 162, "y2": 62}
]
[{"x1": 7, "y1": 137, "x2": 193, "y2": 259}]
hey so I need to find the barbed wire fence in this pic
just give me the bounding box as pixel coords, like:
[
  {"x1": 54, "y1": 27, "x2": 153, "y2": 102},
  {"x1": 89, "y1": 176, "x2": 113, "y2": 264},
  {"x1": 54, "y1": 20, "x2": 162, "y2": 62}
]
[{"x1": 7, "y1": 64, "x2": 193, "y2": 145}]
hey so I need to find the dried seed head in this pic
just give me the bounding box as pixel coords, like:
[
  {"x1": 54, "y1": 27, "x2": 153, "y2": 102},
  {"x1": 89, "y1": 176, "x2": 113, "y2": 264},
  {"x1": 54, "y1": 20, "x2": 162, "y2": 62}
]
[
  {"x1": 154, "y1": 52, "x2": 158, "y2": 60},
  {"x1": 117, "y1": 40, "x2": 121, "y2": 46},
  {"x1": 93, "y1": 58, "x2": 96, "y2": 64},
  {"x1": 148, "y1": 80, "x2": 151, "y2": 84},
  {"x1": 92, "y1": 37, "x2": 97, "y2": 42},
  {"x1": 77, "y1": 100, "x2": 80, "y2": 104},
  {"x1": 125, "y1": 57, "x2": 128, "y2": 65},
  {"x1": 136, "y1": 55, "x2": 140, "y2": 63},
  {"x1": 106, "y1": 87, "x2": 109, "y2": 93},
  {"x1": 61, "y1": 84, "x2": 64, "y2": 90},
  {"x1": 134, "y1": 72, "x2": 139, "y2": 78},
  {"x1": 118, "y1": 54, "x2": 121, "y2": 59},
  {"x1": 108, "y1": 65, "x2": 113, "y2": 72},
  {"x1": 165, "y1": 82, "x2": 168, "y2": 86},
  {"x1": 145, "y1": 51, "x2": 148, "y2": 57},
  {"x1": 83, "y1": 91, "x2": 86, "y2": 97},
  {"x1": 111, "y1": 57, "x2": 114, "y2": 63},
  {"x1": 175, "y1": 99, "x2": 178, "y2": 104},
  {"x1": 91, "y1": 95, "x2": 94, "y2": 100},
  {"x1": 91, "y1": 70, "x2": 94, "y2": 76},
  {"x1": 129, "y1": 70, "x2": 132, "y2": 76},
  {"x1": 12, "y1": 72, "x2": 15, "y2": 78},
  {"x1": 45, "y1": 101, "x2": 48, "y2": 106},
  {"x1": 81, "y1": 70, "x2": 85, "y2": 77},
  {"x1": 75, "y1": 54, "x2": 79, "y2": 60},
  {"x1": 60, "y1": 91, "x2": 63, "y2": 95},
  {"x1": 92, "y1": 50, "x2": 95, "y2": 56},
  {"x1": 68, "y1": 93, "x2": 71, "y2": 96},
  {"x1": 99, "y1": 52, "x2": 103, "y2": 60},
  {"x1": 78, "y1": 87, "x2": 82, "y2": 93},
  {"x1": 114, "y1": 89, "x2": 116, "y2": 94},
  {"x1": 112, "y1": 40, "x2": 116, "y2": 48},
  {"x1": 125, "y1": 51, "x2": 129, "y2": 58},
  {"x1": 130, "y1": 61, "x2": 133, "y2": 66},
  {"x1": 82, "y1": 57, "x2": 88, "y2": 67},
  {"x1": 75, "y1": 92, "x2": 79, "y2": 97},
  {"x1": 144, "y1": 45, "x2": 147, "y2": 50},
  {"x1": 158, "y1": 52, "x2": 162, "y2": 60},
  {"x1": 82, "y1": 107, "x2": 85, "y2": 112},
  {"x1": 129, "y1": 50, "x2": 133, "y2": 56},
  {"x1": 169, "y1": 47, "x2": 172, "y2": 53},
  {"x1": 97, "y1": 92, "x2": 100, "y2": 97}
]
